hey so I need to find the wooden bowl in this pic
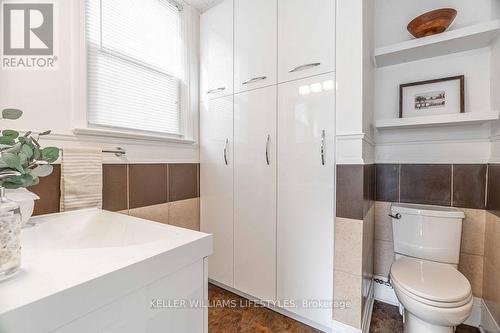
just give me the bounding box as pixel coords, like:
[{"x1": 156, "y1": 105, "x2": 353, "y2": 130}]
[{"x1": 407, "y1": 8, "x2": 457, "y2": 38}]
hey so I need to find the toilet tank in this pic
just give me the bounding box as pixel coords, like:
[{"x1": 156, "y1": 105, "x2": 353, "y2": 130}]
[{"x1": 391, "y1": 203, "x2": 465, "y2": 264}]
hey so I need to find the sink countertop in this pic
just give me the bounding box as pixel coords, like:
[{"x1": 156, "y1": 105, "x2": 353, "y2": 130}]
[{"x1": 0, "y1": 208, "x2": 212, "y2": 332}]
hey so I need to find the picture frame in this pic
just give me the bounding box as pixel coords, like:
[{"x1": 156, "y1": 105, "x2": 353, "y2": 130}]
[{"x1": 399, "y1": 75, "x2": 465, "y2": 118}]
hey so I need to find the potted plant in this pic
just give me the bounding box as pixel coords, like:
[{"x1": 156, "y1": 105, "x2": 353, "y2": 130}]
[{"x1": 0, "y1": 108, "x2": 60, "y2": 280}]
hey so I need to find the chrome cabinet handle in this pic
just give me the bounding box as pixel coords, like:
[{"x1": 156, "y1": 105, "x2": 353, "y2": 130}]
[
  {"x1": 389, "y1": 213, "x2": 401, "y2": 219},
  {"x1": 320, "y1": 130, "x2": 325, "y2": 166},
  {"x1": 242, "y1": 76, "x2": 267, "y2": 85},
  {"x1": 223, "y1": 139, "x2": 229, "y2": 165},
  {"x1": 265, "y1": 134, "x2": 271, "y2": 165},
  {"x1": 289, "y1": 62, "x2": 321, "y2": 73},
  {"x1": 207, "y1": 87, "x2": 226, "y2": 94}
]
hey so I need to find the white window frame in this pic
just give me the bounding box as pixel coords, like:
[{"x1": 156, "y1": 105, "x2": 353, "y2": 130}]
[{"x1": 73, "y1": 0, "x2": 198, "y2": 144}]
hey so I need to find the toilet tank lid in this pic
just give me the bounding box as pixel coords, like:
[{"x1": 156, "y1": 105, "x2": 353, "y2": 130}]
[{"x1": 391, "y1": 203, "x2": 464, "y2": 219}]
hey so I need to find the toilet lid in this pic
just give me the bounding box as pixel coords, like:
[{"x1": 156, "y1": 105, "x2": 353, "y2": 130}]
[{"x1": 390, "y1": 257, "x2": 471, "y2": 303}]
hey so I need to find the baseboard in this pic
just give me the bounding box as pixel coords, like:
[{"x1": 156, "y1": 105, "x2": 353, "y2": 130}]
[
  {"x1": 373, "y1": 275, "x2": 484, "y2": 329},
  {"x1": 464, "y1": 297, "x2": 483, "y2": 327},
  {"x1": 480, "y1": 299, "x2": 500, "y2": 333},
  {"x1": 331, "y1": 281, "x2": 374, "y2": 333},
  {"x1": 373, "y1": 275, "x2": 398, "y2": 305},
  {"x1": 208, "y1": 279, "x2": 333, "y2": 333}
]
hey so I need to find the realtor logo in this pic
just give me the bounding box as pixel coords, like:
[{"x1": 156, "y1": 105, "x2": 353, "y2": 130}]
[{"x1": 1, "y1": 2, "x2": 58, "y2": 69}]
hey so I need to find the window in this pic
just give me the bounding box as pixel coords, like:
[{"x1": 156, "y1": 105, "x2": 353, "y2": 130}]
[{"x1": 86, "y1": 0, "x2": 185, "y2": 137}]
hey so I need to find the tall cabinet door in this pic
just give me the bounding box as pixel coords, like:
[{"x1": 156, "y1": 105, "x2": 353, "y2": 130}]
[
  {"x1": 277, "y1": 73, "x2": 335, "y2": 327},
  {"x1": 278, "y1": 0, "x2": 335, "y2": 83},
  {"x1": 234, "y1": 86, "x2": 277, "y2": 301},
  {"x1": 234, "y1": 0, "x2": 277, "y2": 93},
  {"x1": 200, "y1": 95, "x2": 234, "y2": 287},
  {"x1": 200, "y1": 0, "x2": 233, "y2": 100}
]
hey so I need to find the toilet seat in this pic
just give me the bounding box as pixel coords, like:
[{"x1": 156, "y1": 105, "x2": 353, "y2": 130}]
[{"x1": 390, "y1": 257, "x2": 472, "y2": 308}]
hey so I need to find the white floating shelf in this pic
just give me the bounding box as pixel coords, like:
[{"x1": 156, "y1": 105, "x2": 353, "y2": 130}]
[
  {"x1": 376, "y1": 111, "x2": 499, "y2": 130},
  {"x1": 375, "y1": 20, "x2": 500, "y2": 67}
]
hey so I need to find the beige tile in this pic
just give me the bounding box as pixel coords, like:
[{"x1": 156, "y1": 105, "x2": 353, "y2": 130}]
[
  {"x1": 128, "y1": 203, "x2": 169, "y2": 224},
  {"x1": 458, "y1": 253, "x2": 483, "y2": 297},
  {"x1": 362, "y1": 205, "x2": 375, "y2": 284},
  {"x1": 168, "y1": 198, "x2": 200, "y2": 231},
  {"x1": 483, "y1": 257, "x2": 500, "y2": 325},
  {"x1": 117, "y1": 209, "x2": 129, "y2": 215},
  {"x1": 374, "y1": 239, "x2": 393, "y2": 278},
  {"x1": 335, "y1": 217, "x2": 363, "y2": 276},
  {"x1": 333, "y1": 270, "x2": 362, "y2": 329},
  {"x1": 374, "y1": 201, "x2": 393, "y2": 242},
  {"x1": 460, "y1": 208, "x2": 486, "y2": 256},
  {"x1": 484, "y1": 212, "x2": 500, "y2": 270}
]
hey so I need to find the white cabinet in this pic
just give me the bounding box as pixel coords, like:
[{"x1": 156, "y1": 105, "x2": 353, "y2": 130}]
[
  {"x1": 277, "y1": 73, "x2": 335, "y2": 327},
  {"x1": 234, "y1": 0, "x2": 277, "y2": 93},
  {"x1": 200, "y1": 0, "x2": 233, "y2": 99},
  {"x1": 278, "y1": 0, "x2": 335, "y2": 83},
  {"x1": 233, "y1": 86, "x2": 277, "y2": 301},
  {"x1": 200, "y1": 96, "x2": 234, "y2": 287}
]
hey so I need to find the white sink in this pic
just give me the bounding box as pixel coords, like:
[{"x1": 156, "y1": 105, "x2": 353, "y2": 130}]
[{"x1": 0, "y1": 208, "x2": 213, "y2": 333}]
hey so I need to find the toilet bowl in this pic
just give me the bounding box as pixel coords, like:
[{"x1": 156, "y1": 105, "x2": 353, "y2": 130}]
[{"x1": 390, "y1": 256, "x2": 473, "y2": 333}]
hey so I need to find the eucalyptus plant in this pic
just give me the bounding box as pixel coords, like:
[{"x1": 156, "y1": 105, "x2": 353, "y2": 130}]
[{"x1": 0, "y1": 108, "x2": 60, "y2": 189}]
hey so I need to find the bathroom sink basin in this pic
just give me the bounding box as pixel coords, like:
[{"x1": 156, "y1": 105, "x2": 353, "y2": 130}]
[{"x1": 0, "y1": 208, "x2": 213, "y2": 333}]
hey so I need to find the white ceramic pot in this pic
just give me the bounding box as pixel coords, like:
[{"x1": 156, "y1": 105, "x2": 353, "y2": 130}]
[{"x1": 5, "y1": 189, "x2": 40, "y2": 226}]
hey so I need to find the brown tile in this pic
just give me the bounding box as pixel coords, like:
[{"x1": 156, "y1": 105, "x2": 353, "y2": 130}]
[
  {"x1": 30, "y1": 164, "x2": 61, "y2": 216},
  {"x1": 487, "y1": 164, "x2": 500, "y2": 217},
  {"x1": 453, "y1": 164, "x2": 486, "y2": 209},
  {"x1": 376, "y1": 164, "x2": 399, "y2": 202},
  {"x1": 337, "y1": 165, "x2": 364, "y2": 220},
  {"x1": 168, "y1": 163, "x2": 199, "y2": 202},
  {"x1": 400, "y1": 164, "x2": 452, "y2": 206},
  {"x1": 364, "y1": 164, "x2": 376, "y2": 215},
  {"x1": 128, "y1": 164, "x2": 168, "y2": 209},
  {"x1": 102, "y1": 164, "x2": 128, "y2": 212}
]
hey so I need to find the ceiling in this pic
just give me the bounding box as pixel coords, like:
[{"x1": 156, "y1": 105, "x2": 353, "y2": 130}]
[{"x1": 183, "y1": 0, "x2": 223, "y2": 12}]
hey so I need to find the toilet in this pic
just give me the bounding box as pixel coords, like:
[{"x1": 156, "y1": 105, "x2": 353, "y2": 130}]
[{"x1": 389, "y1": 203, "x2": 473, "y2": 333}]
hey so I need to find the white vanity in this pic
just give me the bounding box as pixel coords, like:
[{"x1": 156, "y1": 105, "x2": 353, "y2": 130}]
[{"x1": 0, "y1": 209, "x2": 212, "y2": 333}]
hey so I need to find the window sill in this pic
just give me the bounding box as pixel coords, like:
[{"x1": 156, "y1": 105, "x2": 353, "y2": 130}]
[{"x1": 73, "y1": 128, "x2": 197, "y2": 145}]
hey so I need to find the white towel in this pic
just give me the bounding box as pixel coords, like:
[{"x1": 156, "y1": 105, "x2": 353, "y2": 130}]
[{"x1": 60, "y1": 147, "x2": 103, "y2": 212}]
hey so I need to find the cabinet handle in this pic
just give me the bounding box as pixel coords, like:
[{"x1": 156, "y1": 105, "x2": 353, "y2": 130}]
[
  {"x1": 242, "y1": 76, "x2": 267, "y2": 85},
  {"x1": 223, "y1": 139, "x2": 229, "y2": 166},
  {"x1": 289, "y1": 62, "x2": 321, "y2": 73},
  {"x1": 389, "y1": 213, "x2": 401, "y2": 220},
  {"x1": 207, "y1": 87, "x2": 226, "y2": 94},
  {"x1": 320, "y1": 130, "x2": 326, "y2": 166},
  {"x1": 265, "y1": 134, "x2": 271, "y2": 165}
]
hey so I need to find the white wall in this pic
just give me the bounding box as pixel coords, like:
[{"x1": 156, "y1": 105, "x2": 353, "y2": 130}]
[
  {"x1": 490, "y1": 35, "x2": 500, "y2": 163},
  {"x1": 0, "y1": 0, "x2": 200, "y2": 164},
  {"x1": 374, "y1": 0, "x2": 498, "y2": 48},
  {"x1": 373, "y1": 0, "x2": 499, "y2": 163},
  {"x1": 336, "y1": 0, "x2": 375, "y2": 165}
]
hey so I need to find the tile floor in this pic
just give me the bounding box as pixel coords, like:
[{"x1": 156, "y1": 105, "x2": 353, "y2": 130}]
[
  {"x1": 208, "y1": 284, "x2": 480, "y2": 333},
  {"x1": 370, "y1": 300, "x2": 478, "y2": 333}
]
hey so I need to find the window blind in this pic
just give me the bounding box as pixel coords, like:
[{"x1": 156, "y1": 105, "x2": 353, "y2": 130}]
[{"x1": 86, "y1": 0, "x2": 183, "y2": 136}]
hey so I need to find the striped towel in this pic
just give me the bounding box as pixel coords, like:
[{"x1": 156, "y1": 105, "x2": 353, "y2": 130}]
[{"x1": 60, "y1": 148, "x2": 103, "y2": 212}]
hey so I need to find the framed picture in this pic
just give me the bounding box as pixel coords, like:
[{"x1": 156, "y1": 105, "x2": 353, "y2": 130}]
[{"x1": 399, "y1": 75, "x2": 464, "y2": 118}]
